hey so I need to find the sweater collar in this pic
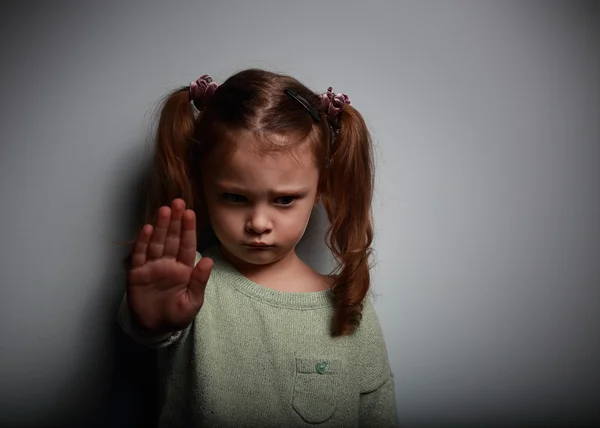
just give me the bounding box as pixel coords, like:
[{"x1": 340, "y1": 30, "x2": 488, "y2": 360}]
[{"x1": 203, "y1": 245, "x2": 335, "y2": 310}]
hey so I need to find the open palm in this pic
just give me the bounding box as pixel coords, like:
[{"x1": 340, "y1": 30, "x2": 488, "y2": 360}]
[{"x1": 126, "y1": 198, "x2": 213, "y2": 333}]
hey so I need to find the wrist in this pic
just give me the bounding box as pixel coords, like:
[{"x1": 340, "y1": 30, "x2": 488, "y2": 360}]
[{"x1": 120, "y1": 295, "x2": 179, "y2": 344}]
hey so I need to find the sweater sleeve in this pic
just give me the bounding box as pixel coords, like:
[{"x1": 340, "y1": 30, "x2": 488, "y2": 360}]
[
  {"x1": 357, "y1": 296, "x2": 399, "y2": 427},
  {"x1": 117, "y1": 251, "x2": 203, "y2": 348},
  {"x1": 359, "y1": 376, "x2": 398, "y2": 427}
]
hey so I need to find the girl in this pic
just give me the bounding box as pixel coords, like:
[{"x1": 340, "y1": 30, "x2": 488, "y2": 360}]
[{"x1": 119, "y1": 69, "x2": 397, "y2": 427}]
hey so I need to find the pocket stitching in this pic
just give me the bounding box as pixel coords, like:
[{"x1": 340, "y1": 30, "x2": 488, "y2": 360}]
[{"x1": 291, "y1": 357, "x2": 340, "y2": 424}]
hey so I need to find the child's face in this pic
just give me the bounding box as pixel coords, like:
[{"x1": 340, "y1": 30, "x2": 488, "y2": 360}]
[{"x1": 202, "y1": 138, "x2": 320, "y2": 268}]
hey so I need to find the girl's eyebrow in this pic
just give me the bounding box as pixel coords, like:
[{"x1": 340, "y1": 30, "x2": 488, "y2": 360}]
[{"x1": 215, "y1": 182, "x2": 307, "y2": 195}]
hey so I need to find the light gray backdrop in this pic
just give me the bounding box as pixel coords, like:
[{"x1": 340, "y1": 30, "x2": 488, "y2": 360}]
[{"x1": 0, "y1": 1, "x2": 598, "y2": 427}]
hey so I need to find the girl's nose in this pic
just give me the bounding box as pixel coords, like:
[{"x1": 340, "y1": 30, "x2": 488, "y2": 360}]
[{"x1": 245, "y1": 209, "x2": 272, "y2": 234}]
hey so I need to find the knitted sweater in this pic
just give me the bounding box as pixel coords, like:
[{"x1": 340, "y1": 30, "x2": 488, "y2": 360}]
[{"x1": 118, "y1": 245, "x2": 398, "y2": 427}]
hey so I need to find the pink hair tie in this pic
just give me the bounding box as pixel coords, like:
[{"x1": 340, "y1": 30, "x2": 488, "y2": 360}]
[
  {"x1": 320, "y1": 87, "x2": 351, "y2": 124},
  {"x1": 190, "y1": 74, "x2": 219, "y2": 109}
]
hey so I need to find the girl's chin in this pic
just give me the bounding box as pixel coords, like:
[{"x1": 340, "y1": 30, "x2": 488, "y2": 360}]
[{"x1": 240, "y1": 248, "x2": 278, "y2": 263}]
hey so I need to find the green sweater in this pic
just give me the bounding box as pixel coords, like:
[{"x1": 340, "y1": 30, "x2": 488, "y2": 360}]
[{"x1": 119, "y1": 246, "x2": 398, "y2": 427}]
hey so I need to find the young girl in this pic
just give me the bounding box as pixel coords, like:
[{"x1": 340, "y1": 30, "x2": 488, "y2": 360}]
[{"x1": 118, "y1": 69, "x2": 397, "y2": 427}]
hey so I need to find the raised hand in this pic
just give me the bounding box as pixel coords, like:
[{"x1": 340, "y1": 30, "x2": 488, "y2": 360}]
[{"x1": 126, "y1": 198, "x2": 213, "y2": 334}]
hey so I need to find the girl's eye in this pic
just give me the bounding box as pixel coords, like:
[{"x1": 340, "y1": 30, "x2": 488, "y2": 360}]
[
  {"x1": 275, "y1": 196, "x2": 296, "y2": 206},
  {"x1": 223, "y1": 193, "x2": 247, "y2": 203}
]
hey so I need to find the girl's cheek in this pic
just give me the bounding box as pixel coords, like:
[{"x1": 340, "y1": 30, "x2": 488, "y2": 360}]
[{"x1": 219, "y1": 210, "x2": 243, "y2": 229}]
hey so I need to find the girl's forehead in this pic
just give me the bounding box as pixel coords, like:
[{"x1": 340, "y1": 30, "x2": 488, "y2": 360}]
[
  {"x1": 205, "y1": 143, "x2": 319, "y2": 189},
  {"x1": 211, "y1": 131, "x2": 316, "y2": 168},
  {"x1": 228, "y1": 145, "x2": 312, "y2": 174}
]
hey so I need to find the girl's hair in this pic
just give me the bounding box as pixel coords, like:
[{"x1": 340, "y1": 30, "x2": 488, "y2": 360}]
[{"x1": 129, "y1": 68, "x2": 374, "y2": 337}]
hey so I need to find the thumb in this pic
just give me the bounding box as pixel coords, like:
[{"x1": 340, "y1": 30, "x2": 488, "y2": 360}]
[{"x1": 187, "y1": 257, "x2": 214, "y2": 305}]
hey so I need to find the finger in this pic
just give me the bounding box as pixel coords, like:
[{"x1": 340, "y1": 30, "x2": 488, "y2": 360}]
[
  {"x1": 163, "y1": 199, "x2": 186, "y2": 259},
  {"x1": 147, "y1": 206, "x2": 171, "y2": 260},
  {"x1": 131, "y1": 224, "x2": 153, "y2": 268},
  {"x1": 187, "y1": 257, "x2": 213, "y2": 306},
  {"x1": 177, "y1": 209, "x2": 197, "y2": 267}
]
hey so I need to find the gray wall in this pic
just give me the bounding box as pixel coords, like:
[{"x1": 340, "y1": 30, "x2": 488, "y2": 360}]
[{"x1": 0, "y1": 1, "x2": 598, "y2": 427}]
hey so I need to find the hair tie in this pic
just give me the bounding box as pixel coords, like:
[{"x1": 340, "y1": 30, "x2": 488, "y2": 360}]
[
  {"x1": 190, "y1": 74, "x2": 219, "y2": 109},
  {"x1": 320, "y1": 87, "x2": 351, "y2": 126},
  {"x1": 319, "y1": 87, "x2": 351, "y2": 168}
]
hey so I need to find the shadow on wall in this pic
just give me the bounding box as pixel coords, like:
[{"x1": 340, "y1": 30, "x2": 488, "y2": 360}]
[
  {"x1": 296, "y1": 202, "x2": 335, "y2": 275},
  {"x1": 104, "y1": 321, "x2": 159, "y2": 427},
  {"x1": 102, "y1": 146, "x2": 155, "y2": 427}
]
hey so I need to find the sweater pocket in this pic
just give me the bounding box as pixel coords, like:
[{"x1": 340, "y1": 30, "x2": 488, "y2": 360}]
[{"x1": 292, "y1": 357, "x2": 342, "y2": 424}]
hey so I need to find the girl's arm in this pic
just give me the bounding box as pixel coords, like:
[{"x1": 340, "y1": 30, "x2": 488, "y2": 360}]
[
  {"x1": 359, "y1": 375, "x2": 398, "y2": 427},
  {"x1": 356, "y1": 297, "x2": 399, "y2": 426}
]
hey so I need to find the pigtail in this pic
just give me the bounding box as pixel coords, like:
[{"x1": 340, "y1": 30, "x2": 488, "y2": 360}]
[
  {"x1": 119, "y1": 87, "x2": 197, "y2": 271},
  {"x1": 143, "y1": 87, "x2": 197, "y2": 226},
  {"x1": 321, "y1": 105, "x2": 375, "y2": 336}
]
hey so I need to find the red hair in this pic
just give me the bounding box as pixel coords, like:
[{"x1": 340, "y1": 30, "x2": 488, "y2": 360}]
[{"x1": 128, "y1": 69, "x2": 374, "y2": 337}]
